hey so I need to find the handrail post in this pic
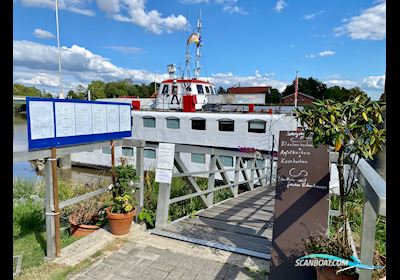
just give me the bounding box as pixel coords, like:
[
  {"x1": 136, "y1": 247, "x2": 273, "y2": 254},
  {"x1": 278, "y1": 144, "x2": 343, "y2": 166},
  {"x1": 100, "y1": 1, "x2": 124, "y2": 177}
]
[
  {"x1": 233, "y1": 157, "x2": 240, "y2": 196},
  {"x1": 155, "y1": 182, "x2": 171, "y2": 228},
  {"x1": 249, "y1": 159, "x2": 255, "y2": 190},
  {"x1": 44, "y1": 158, "x2": 56, "y2": 259},
  {"x1": 207, "y1": 155, "x2": 216, "y2": 207},
  {"x1": 359, "y1": 189, "x2": 378, "y2": 280},
  {"x1": 135, "y1": 141, "x2": 145, "y2": 222}
]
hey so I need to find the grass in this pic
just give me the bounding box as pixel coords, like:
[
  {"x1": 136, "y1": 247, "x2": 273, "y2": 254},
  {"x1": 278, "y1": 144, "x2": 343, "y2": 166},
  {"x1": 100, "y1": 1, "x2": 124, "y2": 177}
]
[{"x1": 13, "y1": 177, "x2": 111, "y2": 278}]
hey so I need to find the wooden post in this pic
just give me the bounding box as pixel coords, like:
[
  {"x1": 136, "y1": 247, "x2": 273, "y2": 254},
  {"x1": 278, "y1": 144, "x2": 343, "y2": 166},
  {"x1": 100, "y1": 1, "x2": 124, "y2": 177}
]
[
  {"x1": 51, "y1": 147, "x2": 61, "y2": 257},
  {"x1": 44, "y1": 159, "x2": 56, "y2": 259},
  {"x1": 233, "y1": 157, "x2": 240, "y2": 196},
  {"x1": 155, "y1": 183, "x2": 171, "y2": 228},
  {"x1": 207, "y1": 155, "x2": 216, "y2": 207},
  {"x1": 135, "y1": 142, "x2": 145, "y2": 222},
  {"x1": 249, "y1": 159, "x2": 255, "y2": 190}
]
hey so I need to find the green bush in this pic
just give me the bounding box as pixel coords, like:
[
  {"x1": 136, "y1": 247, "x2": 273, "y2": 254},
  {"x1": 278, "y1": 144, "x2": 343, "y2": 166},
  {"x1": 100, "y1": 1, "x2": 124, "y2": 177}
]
[{"x1": 13, "y1": 200, "x2": 45, "y2": 238}]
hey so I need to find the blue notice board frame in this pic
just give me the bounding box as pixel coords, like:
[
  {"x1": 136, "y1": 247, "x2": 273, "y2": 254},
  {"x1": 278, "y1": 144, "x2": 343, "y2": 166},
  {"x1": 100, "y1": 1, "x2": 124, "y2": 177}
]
[{"x1": 26, "y1": 97, "x2": 132, "y2": 150}]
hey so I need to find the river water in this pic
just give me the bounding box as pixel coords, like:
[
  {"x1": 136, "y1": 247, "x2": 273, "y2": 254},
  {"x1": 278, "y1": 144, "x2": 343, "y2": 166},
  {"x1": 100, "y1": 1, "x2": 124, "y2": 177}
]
[{"x1": 13, "y1": 113, "x2": 112, "y2": 184}]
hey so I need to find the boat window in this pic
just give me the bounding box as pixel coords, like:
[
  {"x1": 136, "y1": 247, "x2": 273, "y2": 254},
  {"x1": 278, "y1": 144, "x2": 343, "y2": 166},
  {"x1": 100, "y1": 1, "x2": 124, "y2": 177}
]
[
  {"x1": 172, "y1": 86, "x2": 178, "y2": 94},
  {"x1": 101, "y1": 147, "x2": 111, "y2": 155},
  {"x1": 205, "y1": 86, "x2": 210, "y2": 94},
  {"x1": 144, "y1": 149, "x2": 156, "y2": 159},
  {"x1": 122, "y1": 147, "x2": 134, "y2": 157},
  {"x1": 212, "y1": 87, "x2": 216, "y2": 94},
  {"x1": 191, "y1": 118, "x2": 206, "y2": 130},
  {"x1": 143, "y1": 116, "x2": 156, "y2": 128},
  {"x1": 166, "y1": 117, "x2": 180, "y2": 129},
  {"x1": 196, "y1": 85, "x2": 204, "y2": 94},
  {"x1": 218, "y1": 119, "x2": 234, "y2": 132},
  {"x1": 191, "y1": 153, "x2": 206, "y2": 164},
  {"x1": 162, "y1": 84, "x2": 169, "y2": 94},
  {"x1": 248, "y1": 120, "x2": 266, "y2": 133},
  {"x1": 220, "y1": 156, "x2": 234, "y2": 167}
]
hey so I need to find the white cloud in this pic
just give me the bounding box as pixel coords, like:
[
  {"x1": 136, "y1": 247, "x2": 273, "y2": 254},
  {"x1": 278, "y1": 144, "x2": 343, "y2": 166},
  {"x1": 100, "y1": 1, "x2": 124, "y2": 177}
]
[
  {"x1": 362, "y1": 75, "x2": 385, "y2": 90},
  {"x1": 21, "y1": 0, "x2": 96, "y2": 16},
  {"x1": 33, "y1": 28, "x2": 55, "y2": 39},
  {"x1": 274, "y1": 0, "x2": 287, "y2": 13},
  {"x1": 97, "y1": 0, "x2": 188, "y2": 34},
  {"x1": 305, "y1": 54, "x2": 315, "y2": 59},
  {"x1": 319, "y1": 50, "x2": 336, "y2": 57},
  {"x1": 181, "y1": 0, "x2": 246, "y2": 15},
  {"x1": 303, "y1": 10, "x2": 323, "y2": 20},
  {"x1": 334, "y1": 1, "x2": 386, "y2": 40},
  {"x1": 107, "y1": 46, "x2": 144, "y2": 54}
]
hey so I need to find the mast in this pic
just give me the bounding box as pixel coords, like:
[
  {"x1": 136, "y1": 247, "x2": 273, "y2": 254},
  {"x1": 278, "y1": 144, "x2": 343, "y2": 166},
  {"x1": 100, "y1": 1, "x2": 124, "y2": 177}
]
[{"x1": 194, "y1": 10, "x2": 202, "y2": 79}]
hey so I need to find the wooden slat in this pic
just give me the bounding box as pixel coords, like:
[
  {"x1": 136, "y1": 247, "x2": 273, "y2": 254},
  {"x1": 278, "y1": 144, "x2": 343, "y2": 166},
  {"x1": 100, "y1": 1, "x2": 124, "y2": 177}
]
[
  {"x1": 208, "y1": 204, "x2": 275, "y2": 215},
  {"x1": 197, "y1": 216, "x2": 274, "y2": 231},
  {"x1": 163, "y1": 223, "x2": 271, "y2": 254},
  {"x1": 180, "y1": 217, "x2": 273, "y2": 239},
  {"x1": 200, "y1": 207, "x2": 274, "y2": 222},
  {"x1": 198, "y1": 210, "x2": 274, "y2": 223}
]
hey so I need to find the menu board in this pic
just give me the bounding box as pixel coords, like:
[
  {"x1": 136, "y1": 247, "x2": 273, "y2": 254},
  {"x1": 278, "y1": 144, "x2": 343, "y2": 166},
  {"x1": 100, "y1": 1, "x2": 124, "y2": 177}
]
[
  {"x1": 269, "y1": 131, "x2": 329, "y2": 280},
  {"x1": 92, "y1": 104, "x2": 107, "y2": 134},
  {"x1": 55, "y1": 102, "x2": 76, "y2": 137},
  {"x1": 75, "y1": 103, "x2": 93, "y2": 135},
  {"x1": 29, "y1": 101, "x2": 55, "y2": 140},
  {"x1": 27, "y1": 97, "x2": 132, "y2": 150},
  {"x1": 106, "y1": 104, "x2": 120, "y2": 133},
  {"x1": 119, "y1": 105, "x2": 131, "y2": 131}
]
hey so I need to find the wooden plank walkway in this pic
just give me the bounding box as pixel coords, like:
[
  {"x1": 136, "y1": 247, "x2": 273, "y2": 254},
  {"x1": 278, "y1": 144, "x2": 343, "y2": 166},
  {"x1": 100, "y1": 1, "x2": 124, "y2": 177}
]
[{"x1": 151, "y1": 186, "x2": 275, "y2": 260}]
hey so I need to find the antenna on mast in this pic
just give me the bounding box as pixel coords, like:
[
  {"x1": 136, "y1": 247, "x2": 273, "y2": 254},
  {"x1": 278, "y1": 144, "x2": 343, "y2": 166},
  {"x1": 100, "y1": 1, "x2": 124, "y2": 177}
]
[{"x1": 194, "y1": 10, "x2": 202, "y2": 79}]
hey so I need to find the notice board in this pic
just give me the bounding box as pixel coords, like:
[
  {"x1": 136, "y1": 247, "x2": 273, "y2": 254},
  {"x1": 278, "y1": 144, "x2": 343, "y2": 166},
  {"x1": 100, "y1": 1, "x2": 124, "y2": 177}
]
[
  {"x1": 27, "y1": 97, "x2": 132, "y2": 150},
  {"x1": 269, "y1": 131, "x2": 330, "y2": 280}
]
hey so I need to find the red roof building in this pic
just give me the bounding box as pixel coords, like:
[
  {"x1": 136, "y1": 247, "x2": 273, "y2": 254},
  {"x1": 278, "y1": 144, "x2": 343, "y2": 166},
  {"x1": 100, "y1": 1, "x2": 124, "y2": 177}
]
[
  {"x1": 281, "y1": 92, "x2": 315, "y2": 105},
  {"x1": 227, "y1": 86, "x2": 271, "y2": 94}
]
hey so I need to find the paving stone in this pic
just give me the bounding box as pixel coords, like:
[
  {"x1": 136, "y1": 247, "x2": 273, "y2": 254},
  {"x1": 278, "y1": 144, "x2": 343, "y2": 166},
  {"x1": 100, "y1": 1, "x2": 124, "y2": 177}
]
[
  {"x1": 70, "y1": 275, "x2": 91, "y2": 280},
  {"x1": 119, "y1": 242, "x2": 140, "y2": 254},
  {"x1": 103, "y1": 252, "x2": 129, "y2": 266},
  {"x1": 136, "y1": 251, "x2": 161, "y2": 261},
  {"x1": 179, "y1": 256, "x2": 206, "y2": 272},
  {"x1": 166, "y1": 266, "x2": 186, "y2": 280},
  {"x1": 180, "y1": 269, "x2": 199, "y2": 280},
  {"x1": 194, "y1": 272, "x2": 215, "y2": 280},
  {"x1": 158, "y1": 252, "x2": 186, "y2": 266},
  {"x1": 201, "y1": 260, "x2": 225, "y2": 275},
  {"x1": 224, "y1": 268, "x2": 249, "y2": 280},
  {"x1": 143, "y1": 245, "x2": 171, "y2": 256},
  {"x1": 85, "y1": 264, "x2": 116, "y2": 279},
  {"x1": 149, "y1": 261, "x2": 177, "y2": 272},
  {"x1": 142, "y1": 267, "x2": 170, "y2": 279},
  {"x1": 127, "y1": 247, "x2": 143, "y2": 256}
]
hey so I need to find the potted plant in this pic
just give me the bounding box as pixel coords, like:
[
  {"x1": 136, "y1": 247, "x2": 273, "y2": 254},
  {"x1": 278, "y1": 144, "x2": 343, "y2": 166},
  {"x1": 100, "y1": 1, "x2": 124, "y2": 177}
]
[
  {"x1": 68, "y1": 199, "x2": 105, "y2": 237},
  {"x1": 295, "y1": 92, "x2": 386, "y2": 279},
  {"x1": 106, "y1": 158, "x2": 138, "y2": 235}
]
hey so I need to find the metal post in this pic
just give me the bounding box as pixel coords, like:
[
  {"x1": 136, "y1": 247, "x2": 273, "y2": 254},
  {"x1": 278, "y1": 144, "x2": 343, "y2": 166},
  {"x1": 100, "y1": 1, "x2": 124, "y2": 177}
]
[
  {"x1": 51, "y1": 148, "x2": 61, "y2": 257},
  {"x1": 135, "y1": 142, "x2": 145, "y2": 222},
  {"x1": 359, "y1": 195, "x2": 378, "y2": 280},
  {"x1": 55, "y1": 0, "x2": 64, "y2": 99},
  {"x1": 111, "y1": 141, "x2": 116, "y2": 196},
  {"x1": 155, "y1": 183, "x2": 171, "y2": 228},
  {"x1": 207, "y1": 155, "x2": 216, "y2": 207},
  {"x1": 270, "y1": 134, "x2": 275, "y2": 186},
  {"x1": 44, "y1": 159, "x2": 56, "y2": 259}
]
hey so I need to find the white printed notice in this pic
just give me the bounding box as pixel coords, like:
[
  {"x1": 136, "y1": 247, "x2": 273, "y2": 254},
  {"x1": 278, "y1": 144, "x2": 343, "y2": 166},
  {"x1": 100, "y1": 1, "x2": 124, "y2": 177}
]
[
  {"x1": 29, "y1": 101, "x2": 55, "y2": 140},
  {"x1": 92, "y1": 104, "x2": 107, "y2": 134},
  {"x1": 106, "y1": 105, "x2": 120, "y2": 133},
  {"x1": 155, "y1": 168, "x2": 173, "y2": 184},
  {"x1": 75, "y1": 103, "x2": 92, "y2": 135},
  {"x1": 157, "y1": 143, "x2": 175, "y2": 170},
  {"x1": 119, "y1": 105, "x2": 131, "y2": 131},
  {"x1": 55, "y1": 102, "x2": 76, "y2": 137}
]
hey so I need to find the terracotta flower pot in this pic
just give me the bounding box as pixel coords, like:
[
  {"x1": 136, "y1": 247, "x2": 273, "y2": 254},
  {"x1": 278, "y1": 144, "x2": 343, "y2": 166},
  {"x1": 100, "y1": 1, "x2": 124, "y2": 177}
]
[
  {"x1": 316, "y1": 266, "x2": 358, "y2": 280},
  {"x1": 69, "y1": 217, "x2": 100, "y2": 238},
  {"x1": 106, "y1": 207, "x2": 136, "y2": 235}
]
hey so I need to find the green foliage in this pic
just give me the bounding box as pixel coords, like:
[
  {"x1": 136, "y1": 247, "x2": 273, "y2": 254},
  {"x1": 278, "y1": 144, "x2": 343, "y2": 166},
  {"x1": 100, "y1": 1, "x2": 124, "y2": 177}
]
[
  {"x1": 108, "y1": 194, "x2": 136, "y2": 214},
  {"x1": 138, "y1": 208, "x2": 155, "y2": 227},
  {"x1": 67, "y1": 194, "x2": 112, "y2": 226},
  {"x1": 88, "y1": 80, "x2": 107, "y2": 100},
  {"x1": 13, "y1": 200, "x2": 45, "y2": 238},
  {"x1": 13, "y1": 84, "x2": 51, "y2": 97},
  {"x1": 112, "y1": 157, "x2": 137, "y2": 197},
  {"x1": 282, "y1": 77, "x2": 327, "y2": 100},
  {"x1": 265, "y1": 88, "x2": 281, "y2": 104}
]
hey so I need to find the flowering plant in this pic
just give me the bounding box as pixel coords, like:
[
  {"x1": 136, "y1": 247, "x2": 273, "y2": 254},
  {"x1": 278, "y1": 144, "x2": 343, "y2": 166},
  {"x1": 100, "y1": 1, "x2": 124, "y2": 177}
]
[{"x1": 109, "y1": 194, "x2": 136, "y2": 214}]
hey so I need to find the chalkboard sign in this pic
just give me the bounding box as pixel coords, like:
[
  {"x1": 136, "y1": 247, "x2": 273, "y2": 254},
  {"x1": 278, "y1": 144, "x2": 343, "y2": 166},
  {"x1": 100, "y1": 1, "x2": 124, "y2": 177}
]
[
  {"x1": 269, "y1": 131, "x2": 330, "y2": 280},
  {"x1": 27, "y1": 97, "x2": 132, "y2": 150}
]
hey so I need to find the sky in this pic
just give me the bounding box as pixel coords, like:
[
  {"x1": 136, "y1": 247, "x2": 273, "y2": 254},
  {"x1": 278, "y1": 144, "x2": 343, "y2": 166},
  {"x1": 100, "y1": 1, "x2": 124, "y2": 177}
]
[{"x1": 13, "y1": 0, "x2": 386, "y2": 99}]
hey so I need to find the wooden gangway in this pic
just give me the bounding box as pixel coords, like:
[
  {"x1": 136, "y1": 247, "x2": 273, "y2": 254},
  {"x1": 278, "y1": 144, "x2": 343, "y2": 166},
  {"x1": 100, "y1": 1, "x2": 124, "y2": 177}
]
[{"x1": 152, "y1": 185, "x2": 275, "y2": 260}]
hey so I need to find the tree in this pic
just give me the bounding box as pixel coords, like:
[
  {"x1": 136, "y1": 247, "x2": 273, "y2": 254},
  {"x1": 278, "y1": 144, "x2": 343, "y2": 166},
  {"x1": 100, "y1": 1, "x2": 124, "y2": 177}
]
[
  {"x1": 265, "y1": 88, "x2": 281, "y2": 104},
  {"x1": 13, "y1": 84, "x2": 43, "y2": 97},
  {"x1": 282, "y1": 77, "x2": 327, "y2": 100},
  {"x1": 296, "y1": 93, "x2": 386, "y2": 244},
  {"x1": 66, "y1": 90, "x2": 86, "y2": 100},
  {"x1": 88, "y1": 80, "x2": 106, "y2": 100}
]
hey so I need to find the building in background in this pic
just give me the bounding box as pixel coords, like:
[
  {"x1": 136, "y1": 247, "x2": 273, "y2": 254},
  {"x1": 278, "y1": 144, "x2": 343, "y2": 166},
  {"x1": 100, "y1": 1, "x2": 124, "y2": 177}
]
[{"x1": 281, "y1": 92, "x2": 315, "y2": 105}]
